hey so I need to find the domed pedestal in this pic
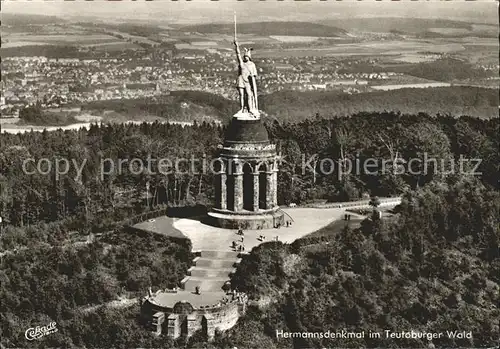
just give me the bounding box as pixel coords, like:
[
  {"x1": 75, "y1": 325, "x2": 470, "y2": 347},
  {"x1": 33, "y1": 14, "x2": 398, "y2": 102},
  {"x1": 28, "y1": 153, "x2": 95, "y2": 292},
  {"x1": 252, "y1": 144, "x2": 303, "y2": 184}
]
[{"x1": 209, "y1": 117, "x2": 283, "y2": 230}]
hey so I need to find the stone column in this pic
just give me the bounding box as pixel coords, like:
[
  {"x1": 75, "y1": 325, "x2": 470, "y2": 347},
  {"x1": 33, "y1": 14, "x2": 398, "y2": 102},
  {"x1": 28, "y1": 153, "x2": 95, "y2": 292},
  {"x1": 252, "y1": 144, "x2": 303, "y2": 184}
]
[
  {"x1": 253, "y1": 172, "x2": 260, "y2": 212},
  {"x1": 220, "y1": 172, "x2": 227, "y2": 210},
  {"x1": 186, "y1": 314, "x2": 198, "y2": 338},
  {"x1": 167, "y1": 314, "x2": 180, "y2": 339},
  {"x1": 234, "y1": 163, "x2": 243, "y2": 211},
  {"x1": 265, "y1": 171, "x2": 273, "y2": 209},
  {"x1": 272, "y1": 170, "x2": 278, "y2": 207},
  {"x1": 152, "y1": 312, "x2": 165, "y2": 336}
]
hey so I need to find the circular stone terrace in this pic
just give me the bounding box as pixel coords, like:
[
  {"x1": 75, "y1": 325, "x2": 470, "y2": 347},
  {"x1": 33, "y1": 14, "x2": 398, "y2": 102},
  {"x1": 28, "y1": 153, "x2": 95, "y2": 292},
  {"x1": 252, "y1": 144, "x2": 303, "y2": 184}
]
[
  {"x1": 134, "y1": 199, "x2": 401, "y2": 310},
  {"x1": 145, "y1": 289, "x2": 226, "y2": 310}
]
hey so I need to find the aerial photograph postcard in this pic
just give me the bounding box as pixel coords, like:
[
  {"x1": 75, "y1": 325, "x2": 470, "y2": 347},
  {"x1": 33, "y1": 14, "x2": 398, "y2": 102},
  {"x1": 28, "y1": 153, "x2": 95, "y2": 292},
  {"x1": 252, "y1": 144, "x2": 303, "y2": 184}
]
[{"x1": 0, "y1": 0, "x2": 498, "y2": 348}]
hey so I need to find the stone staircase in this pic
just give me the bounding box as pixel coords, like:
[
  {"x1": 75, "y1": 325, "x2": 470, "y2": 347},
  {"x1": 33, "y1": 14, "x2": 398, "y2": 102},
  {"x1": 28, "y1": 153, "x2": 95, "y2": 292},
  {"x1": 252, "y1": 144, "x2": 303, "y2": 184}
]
[
  {"x1": 195, "y1": 257, "x2": 240, "y2": 269},
  {"x1": 200, "y1": 250, "x2": 240, "y2": 259},
  {"x1": 181, "y1": 250, "x2": 241, "y2": 292},
  {"x1": 190, "y1": 267, "x2": 236, "y2": 278}
]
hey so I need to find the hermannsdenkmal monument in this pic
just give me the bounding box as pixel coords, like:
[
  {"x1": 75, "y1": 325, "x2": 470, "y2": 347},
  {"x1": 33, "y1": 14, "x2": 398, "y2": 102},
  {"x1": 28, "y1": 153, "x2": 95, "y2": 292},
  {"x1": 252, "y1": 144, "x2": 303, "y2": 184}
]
[
  {"x1": 207, "y1": 29, "x2": 285, "y2": 230},
  {"x1": 137, "y1": 22, "x2": 401, "y2": 339},
  {"x1": 138, "y1": 18, "x2": 282, "y2": 340}
]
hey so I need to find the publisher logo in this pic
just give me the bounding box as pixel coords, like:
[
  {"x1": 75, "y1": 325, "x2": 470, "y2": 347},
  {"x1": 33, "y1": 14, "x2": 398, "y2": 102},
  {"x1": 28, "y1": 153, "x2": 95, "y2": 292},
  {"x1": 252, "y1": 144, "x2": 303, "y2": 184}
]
[{"x1": 25, "y1": 322, "x2": 58, "y2": 340}]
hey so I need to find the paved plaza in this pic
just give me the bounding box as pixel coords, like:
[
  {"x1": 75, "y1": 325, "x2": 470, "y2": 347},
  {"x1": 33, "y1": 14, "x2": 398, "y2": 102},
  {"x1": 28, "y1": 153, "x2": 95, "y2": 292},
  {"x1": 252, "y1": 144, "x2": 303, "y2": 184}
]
[
  {"x1": 173, "y1": 207, "x2": 346, "y2": 252},
  {"x1": 133, "y1": 199, "x2": 401, "y2": 253},
  {"x1": 136, "y1": 201, "x2": 401, "y2": 300}
]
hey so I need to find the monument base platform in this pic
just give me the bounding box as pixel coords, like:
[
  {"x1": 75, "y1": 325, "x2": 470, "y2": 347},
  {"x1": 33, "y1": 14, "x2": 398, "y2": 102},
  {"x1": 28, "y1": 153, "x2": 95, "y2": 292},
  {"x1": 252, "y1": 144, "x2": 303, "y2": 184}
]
[
  {"x1": 206, "y1": 208, "x2": 284, "y2": 230},
  {"x1": 233, "y1": 109, "x2": 261, "y2": 120}
]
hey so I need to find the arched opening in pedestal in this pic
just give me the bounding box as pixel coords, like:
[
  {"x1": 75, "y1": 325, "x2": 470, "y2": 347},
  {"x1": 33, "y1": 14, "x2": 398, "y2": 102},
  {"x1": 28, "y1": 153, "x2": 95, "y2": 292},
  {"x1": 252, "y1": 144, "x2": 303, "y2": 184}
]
[
  {"x1": 181, "y1": 318, "x2": 188, "y2": 336},
  {"x1": 242, "y1": 163, "x2": 254, "y2": 211},
  {"x1": 258, "y1": 164, "x2": 267, "y2": 210}
]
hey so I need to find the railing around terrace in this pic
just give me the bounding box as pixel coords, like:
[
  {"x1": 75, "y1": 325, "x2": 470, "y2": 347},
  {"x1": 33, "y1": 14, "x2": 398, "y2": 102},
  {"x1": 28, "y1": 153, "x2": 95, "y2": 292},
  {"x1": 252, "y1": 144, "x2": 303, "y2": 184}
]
[{"x1": 302, "y1": 197, "x2": 402, "y2": 209}]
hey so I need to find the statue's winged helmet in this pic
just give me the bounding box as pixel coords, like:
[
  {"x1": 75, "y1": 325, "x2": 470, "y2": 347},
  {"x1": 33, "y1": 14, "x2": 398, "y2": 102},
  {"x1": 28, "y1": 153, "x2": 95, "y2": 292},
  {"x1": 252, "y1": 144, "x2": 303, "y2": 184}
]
[{"x1": 243, "y1": 47, "x2": 254, "y2": 60}]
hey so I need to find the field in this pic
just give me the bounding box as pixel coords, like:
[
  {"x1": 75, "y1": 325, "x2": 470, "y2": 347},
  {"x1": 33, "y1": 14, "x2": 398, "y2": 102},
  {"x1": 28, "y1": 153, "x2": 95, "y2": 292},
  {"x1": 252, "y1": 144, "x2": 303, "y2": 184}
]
[
  {"x1": 394, "y1": 54, "x2": 440, "y2": 63},
  {"x1": 1, "y1": 41, "x2": 50, "y2": 48},
  {"x1": 105, "y1": 31, "x2": 159, "y2": 46},
  {"x1": 371, "y1": 82, "x2": 452, "y2": 91},
  {"x1": 423, "y1": 23, "x2": 497, "y2": 38},
  {"x1": 2, "y1": 34, "x2": 120, "y2": 47},
  {"x1": 190, "y1": 41, "x2": 218, "y2": 46},
  {"x1": 368, "y1": 74, "x2": 441, "y2": 86},
  {"x1": 3, "y1": 20, "x2": 496, "y2": 64},
  {"x1": 175, "y1": 43, "x2": 213, "y2": 50},
  {"x1": 256, "y1": 39, "x2": 468, "y2": 58},
  {"x1": 1, "y1": 29, "x2": 150, "y2": 51},
  {"x1": 87, "y1": 42, "x2": 144, "y2": 51},
  {"x1": 181, "y1": 21, "x2": 346, "y2": 38},
  {"x1": 270, "y1": 36, "x2": 321, "y2": 43},
  {"x1": 172, "y1": 33, "x2": 278, "y2": 50},
  {"x1": 428, "y1": 28, "x2": 472, "y2": 35}
]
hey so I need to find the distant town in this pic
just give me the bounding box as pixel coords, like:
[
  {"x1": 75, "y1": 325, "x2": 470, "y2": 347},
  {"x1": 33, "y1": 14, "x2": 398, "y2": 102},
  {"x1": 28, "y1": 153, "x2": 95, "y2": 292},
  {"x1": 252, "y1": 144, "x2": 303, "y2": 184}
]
[
  {"x1": 0, "y1": 53, "x2": 444, "y2": 118},
  {"x1": 1, "y1": 17, "x2": 498, "y2": 119}
]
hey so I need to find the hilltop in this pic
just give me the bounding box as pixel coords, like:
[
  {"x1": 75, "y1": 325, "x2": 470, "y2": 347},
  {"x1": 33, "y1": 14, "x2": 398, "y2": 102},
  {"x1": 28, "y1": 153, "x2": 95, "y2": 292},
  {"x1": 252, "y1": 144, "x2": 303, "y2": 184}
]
[
  {"x1": 320, "y1": 17, "x2": 473, "y2": 33},
  {"x1": 260, "y1": 87, "x2": 499, "y2": 121},
  {"x1": 70, "y1": 87, "x2": 499, "y2": 125},
  {"x1": 1, "y1": 13, "x2": 63, "y2": 25},
  {"x1": 319, "y1": 17, "x2": 497, "y2": 37}
]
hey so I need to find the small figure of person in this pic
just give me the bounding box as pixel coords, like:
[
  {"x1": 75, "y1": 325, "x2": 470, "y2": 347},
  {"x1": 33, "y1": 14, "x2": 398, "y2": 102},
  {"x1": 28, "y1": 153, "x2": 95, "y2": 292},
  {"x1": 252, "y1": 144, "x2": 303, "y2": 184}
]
[{"x1": 195, "y1": 286, "x2": 200, "y2": 295}]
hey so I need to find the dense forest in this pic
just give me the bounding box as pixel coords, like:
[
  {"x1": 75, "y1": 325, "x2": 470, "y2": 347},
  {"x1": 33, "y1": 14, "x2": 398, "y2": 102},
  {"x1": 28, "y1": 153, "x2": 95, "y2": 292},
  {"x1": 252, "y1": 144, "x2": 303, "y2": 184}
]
[
  {"x1": 19, "y1": 104, "x2": 78, "y2": 126},
  {"x1": 74, "y1": 88, "x2": 499, "y2": 124},
  {"x1": 1, "y1": 112, "x2": 498, "y2": 347},
  {"x1": 81, "y1": 90, "x2": 234, "y2": 123},
  {"x1": 227, "y1": 178, "x2": 499, "y2": 348},
  {"x1": 331, "y1": 59, "x2": 493, "y2": 83},
  {"x1": 260, "y1": 87, "x2": 498, "y2": 120},
  {"x1": 1, "y1": 112, "x2": 498, "y2": 228},
  {"x1": 405, "y1": 59, "x2": 492, "y2": 82},
  {"x1": 1, "y1": 229, "x2": 193, "y2": 348}
]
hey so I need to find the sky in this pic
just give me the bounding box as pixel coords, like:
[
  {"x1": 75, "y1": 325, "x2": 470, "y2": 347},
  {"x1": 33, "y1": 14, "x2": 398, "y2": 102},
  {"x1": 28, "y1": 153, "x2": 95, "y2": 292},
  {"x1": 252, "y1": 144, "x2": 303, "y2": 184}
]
[{"x1": 2, "y1": 0, "x2": 498, "y2": 25}]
